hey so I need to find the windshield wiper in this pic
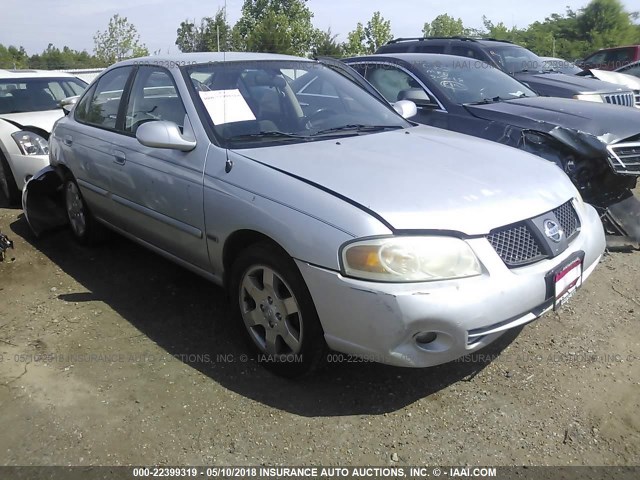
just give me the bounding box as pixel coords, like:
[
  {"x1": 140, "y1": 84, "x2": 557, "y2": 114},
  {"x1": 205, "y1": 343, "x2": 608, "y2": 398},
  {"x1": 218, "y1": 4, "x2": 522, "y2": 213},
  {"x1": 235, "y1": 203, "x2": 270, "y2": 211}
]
[
  {"x1": 310, "y1": 124, "x2": 403, "y2": 137},
  {"x1": 228, "y1": 131, "x2": 307, "y2": 142},
  {"x1": 466, "y1": 96, "x2": 504, "y2": 105}
]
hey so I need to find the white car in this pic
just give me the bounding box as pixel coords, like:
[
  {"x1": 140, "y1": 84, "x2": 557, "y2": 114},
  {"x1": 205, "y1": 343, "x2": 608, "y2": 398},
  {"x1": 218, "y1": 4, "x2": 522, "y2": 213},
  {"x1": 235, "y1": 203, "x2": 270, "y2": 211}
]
[{"x1": 0, "y1": 69, "x2": 86, "y2": 204}]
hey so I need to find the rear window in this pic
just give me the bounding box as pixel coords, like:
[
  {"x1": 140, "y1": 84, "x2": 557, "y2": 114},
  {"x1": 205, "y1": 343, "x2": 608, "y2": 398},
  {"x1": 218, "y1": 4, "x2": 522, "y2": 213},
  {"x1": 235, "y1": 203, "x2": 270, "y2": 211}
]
[{"x1": 0, "y1": 77, "x2": 87, "y2": 114}]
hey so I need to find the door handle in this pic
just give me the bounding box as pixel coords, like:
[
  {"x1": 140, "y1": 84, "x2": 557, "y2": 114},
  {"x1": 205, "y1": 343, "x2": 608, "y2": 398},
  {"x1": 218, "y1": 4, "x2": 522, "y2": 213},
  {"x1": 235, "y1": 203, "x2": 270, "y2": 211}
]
[
  {"x1": 113, "y1": 150, "x2": 126, "y2": 165},
  {"x1": 63, "y1": 135, "x2": 73, "y2": 146}
]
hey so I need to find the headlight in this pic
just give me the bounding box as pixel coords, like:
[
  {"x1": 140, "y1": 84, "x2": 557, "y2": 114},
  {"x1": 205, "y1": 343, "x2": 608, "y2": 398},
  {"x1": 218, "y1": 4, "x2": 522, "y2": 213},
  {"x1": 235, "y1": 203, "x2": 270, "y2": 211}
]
[
  {"x1": 573, "y1": 94, "x2": 603, "y2": 103},
  {"x1": 341, "y1": 236, "x2": 482, "y2": 282},
  {"x1": 11, "y1": 131, "x2": 49, "y2": 156}
]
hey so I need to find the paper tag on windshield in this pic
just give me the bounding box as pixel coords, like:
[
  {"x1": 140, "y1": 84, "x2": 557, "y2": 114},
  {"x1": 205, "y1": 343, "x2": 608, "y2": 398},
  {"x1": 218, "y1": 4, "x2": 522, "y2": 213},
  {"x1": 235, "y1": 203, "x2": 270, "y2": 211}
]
[{"x1": 199, "y1": 89, "x2": 256, "y2": 125}]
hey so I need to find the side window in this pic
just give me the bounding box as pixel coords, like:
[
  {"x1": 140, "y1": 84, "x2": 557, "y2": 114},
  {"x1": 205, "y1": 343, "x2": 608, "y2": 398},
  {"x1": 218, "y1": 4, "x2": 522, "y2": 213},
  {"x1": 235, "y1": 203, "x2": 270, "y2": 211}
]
[
  {"x1": 451, "y1": 45, "x2": 478, "y2": 59},
  {"x1": 605, "y1": 48, "x2": 633, "y2": 68},
  {"x1": 76, "y1": 67, "x2": 133, "y2": 130},
  {"x1": 414, "y1": 44, "x2": 445, "y2": 53},
  {"x1": 125, "y1": 67, "x2": 186, "y2": 134},
  {"x1": 364, "y1": 64, "x2": 422, "y2": 103},
  {"x1": 584, "y1": 51, "x2": 606, "y2": 65}
]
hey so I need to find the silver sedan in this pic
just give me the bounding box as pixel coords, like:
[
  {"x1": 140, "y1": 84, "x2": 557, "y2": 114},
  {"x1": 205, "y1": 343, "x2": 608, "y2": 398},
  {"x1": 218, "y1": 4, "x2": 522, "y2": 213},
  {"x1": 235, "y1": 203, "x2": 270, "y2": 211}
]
[{"x1": 24, "y1": 53, "x2": 605, "y2": 377}]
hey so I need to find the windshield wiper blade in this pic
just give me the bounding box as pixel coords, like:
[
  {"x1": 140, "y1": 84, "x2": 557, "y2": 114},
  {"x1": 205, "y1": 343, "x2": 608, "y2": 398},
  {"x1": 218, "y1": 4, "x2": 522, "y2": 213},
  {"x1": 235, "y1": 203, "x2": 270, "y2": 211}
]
[
  {"x1": 466, "y1": 96, "x2": 504, "y2": 105},
  {"x1": 228, "y1": 131, "x2": 307, "y2": 141},
  {"x1": 310, "y1": 124, "x2": 403, "y2": 137}
]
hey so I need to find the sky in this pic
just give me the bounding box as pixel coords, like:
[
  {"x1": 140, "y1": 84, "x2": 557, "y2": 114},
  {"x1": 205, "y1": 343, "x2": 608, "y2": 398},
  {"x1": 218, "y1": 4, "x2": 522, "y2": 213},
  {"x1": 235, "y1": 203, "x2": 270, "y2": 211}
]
[{"x1": 1, "y1": 0, "x2": 639, "y2": 55}]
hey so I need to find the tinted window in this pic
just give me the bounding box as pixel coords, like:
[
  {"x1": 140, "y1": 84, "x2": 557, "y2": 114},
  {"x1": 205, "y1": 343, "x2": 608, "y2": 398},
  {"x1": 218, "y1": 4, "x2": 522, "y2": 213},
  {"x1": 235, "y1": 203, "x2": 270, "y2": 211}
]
[
  {"x1": 620, "y1": 64, "x2": 640, "y2": 77},
  {"x1": 484, "y1": 45, "x2": 543, "y2": 73},
  {"x1": 414, "y1": 44, "x2": 446, "y2": 53},
  {"x1": 363, "y1": 64, "x2": 422, "y2": 103},
  {"x1": 76, "y1": 67, "x2": 133, "y2": 130},
  {"x1": 605, "y1": 48, "x2": 633, "y2": 69},
  {"x1": 413, "y1": 58, "x2": 536, "y2": 104},
  {"x1": 451, "y1": 46, "x2": 479, "y2": 59},
  {"x1": 0, "y1": 77, "x2": 87, "y2": 114},
  {"x1": 125, "y1": 67, "x2": 186, "y2": 134}
]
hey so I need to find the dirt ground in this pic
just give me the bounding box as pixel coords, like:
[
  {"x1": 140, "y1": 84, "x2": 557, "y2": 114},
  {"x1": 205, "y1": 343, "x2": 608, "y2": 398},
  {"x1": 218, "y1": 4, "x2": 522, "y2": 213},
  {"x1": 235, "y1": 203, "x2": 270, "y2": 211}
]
[{"x1": 0, "y1": 190, "x2": 638, "y2": 468}]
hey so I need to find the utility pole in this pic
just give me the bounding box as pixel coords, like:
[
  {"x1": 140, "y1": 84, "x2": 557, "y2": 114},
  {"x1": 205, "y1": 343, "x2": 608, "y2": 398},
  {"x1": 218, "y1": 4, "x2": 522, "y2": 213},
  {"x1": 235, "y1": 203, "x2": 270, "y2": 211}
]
[{"x1": 217, "y1": 26, "x2": 220, "y2": 52}]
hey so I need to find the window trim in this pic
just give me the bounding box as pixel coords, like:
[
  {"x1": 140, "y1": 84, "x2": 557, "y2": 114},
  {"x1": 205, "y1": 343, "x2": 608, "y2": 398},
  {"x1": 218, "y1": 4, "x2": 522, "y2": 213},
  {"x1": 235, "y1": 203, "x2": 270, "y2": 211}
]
[
  {"x1": 347, "y1": 60, "x2": 448, "y2": 113},
  {"x1": 74, "y1": 65, "x2": 136, "y2": 135}
]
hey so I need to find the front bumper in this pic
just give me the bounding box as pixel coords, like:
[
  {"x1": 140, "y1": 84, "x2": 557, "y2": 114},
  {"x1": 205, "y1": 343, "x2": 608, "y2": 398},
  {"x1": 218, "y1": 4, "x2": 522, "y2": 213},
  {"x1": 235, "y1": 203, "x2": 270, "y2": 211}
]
[
  {"x1": 297, "y1": 202, "x2": 605, "y2": 368},
  {"x1": 9, "y1": 152, "x2": 49, "y2": 191}
]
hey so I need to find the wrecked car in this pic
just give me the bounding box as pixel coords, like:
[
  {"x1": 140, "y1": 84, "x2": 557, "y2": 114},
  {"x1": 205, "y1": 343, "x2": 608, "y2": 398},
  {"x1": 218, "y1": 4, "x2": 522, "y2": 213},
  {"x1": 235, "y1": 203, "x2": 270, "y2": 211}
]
[
  {"x1": 0, "y1": 69, "x2": 87, "y2": 204},
  {"x1": 344, "y1": 54, "x2": 640, "y2": 245},
  {"x1": 24, "y1": 53, "x2": 605, "y2": 376}
]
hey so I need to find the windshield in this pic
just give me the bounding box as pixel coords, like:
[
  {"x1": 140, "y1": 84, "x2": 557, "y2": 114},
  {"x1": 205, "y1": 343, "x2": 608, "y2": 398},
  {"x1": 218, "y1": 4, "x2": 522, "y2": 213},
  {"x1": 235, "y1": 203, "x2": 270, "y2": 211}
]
[
  {"x1": 541, "y1": 58, "x2": 583, "y2": 75},
  {"x1": 184, "y1": 60, "x2": 409, "y2": 147},
  {"x1": 412, "y1": 58, "x2": 537, "y2": 104},
  {"x1": 0, "y1": 77, "x2": 87, "y2": 114},
  {"x1": 485, "y1": 45, "x2": 545, "y2": 74}
]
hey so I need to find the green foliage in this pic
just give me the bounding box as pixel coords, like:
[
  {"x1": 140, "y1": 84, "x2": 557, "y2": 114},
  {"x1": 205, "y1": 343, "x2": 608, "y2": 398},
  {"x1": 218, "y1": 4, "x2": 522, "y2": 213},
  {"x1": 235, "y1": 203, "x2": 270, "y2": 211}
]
[
  {"x1": 176, "y1": 8, "x2": 231, "y2": 52},
  {"x1": 311, "y1": 28, "x2": 343, "y2": 57},
  {"x1": 423, "y1": 14, "x2": 465, "y2": 37},
  {"x1": 233, "y1": 0, "x2": 315, "y2": 55},
  {"x1": 344, "y1": 11, "x2": 393, "y2": 55},
  {"x1": 93, "y1": 14, "x2": 149, "y2": 65},
  {"x1": 0, "y1": 44, "x2": 28, "y2": 69}
]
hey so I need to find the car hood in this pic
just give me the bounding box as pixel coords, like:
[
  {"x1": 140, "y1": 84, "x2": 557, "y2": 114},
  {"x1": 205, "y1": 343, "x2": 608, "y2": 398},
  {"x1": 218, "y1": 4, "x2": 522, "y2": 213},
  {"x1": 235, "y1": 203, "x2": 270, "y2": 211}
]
[
  {"x1": 587, "y1": 69, "x2": 640, "y2": 91},
  {"x1": 465, "y1": 97, "x2": 640, "y2": 144},
  {"x1": 514, "y1": 71, "x2": 628, "y2": 95},
  {"x1": 0, "y1": 110, "x2": 63, "y2": 133},
  {"x1": 232, "y1": 126, "x2": 577, "y2": 235}
]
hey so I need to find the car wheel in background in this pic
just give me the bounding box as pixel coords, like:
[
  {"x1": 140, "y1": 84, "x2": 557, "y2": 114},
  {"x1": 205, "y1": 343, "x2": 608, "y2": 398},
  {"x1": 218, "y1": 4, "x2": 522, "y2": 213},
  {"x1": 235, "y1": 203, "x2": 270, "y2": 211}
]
[
  {"x1": 0, "y1": 152, "x2": 20, "y2": 205},
  {"x1": 230, "y1": 242, "x2": 328, "y2": 377}
]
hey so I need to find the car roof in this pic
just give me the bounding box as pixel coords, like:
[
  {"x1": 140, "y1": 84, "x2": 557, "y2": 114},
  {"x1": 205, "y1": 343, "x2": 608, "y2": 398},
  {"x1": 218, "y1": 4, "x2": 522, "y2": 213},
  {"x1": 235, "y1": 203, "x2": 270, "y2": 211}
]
[
  {"x1": 0, "y1": 69, "x2": 78, "y2": 79},
  {"x1": 382, "y1": 37, "x2": 513, "y2": 47},
  {"x1": 347, "y1": 53, "x2": 485, "y2": 64},
  {"x1": 116, "y1": 51, "x2": 314, "y2": 67}
]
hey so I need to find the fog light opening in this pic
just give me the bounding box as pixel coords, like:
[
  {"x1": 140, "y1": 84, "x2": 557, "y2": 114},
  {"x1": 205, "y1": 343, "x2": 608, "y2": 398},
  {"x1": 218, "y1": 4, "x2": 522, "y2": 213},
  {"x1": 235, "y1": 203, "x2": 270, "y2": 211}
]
[{"x1": 415, "y1": 331, "x2": 438, "y2": 346}]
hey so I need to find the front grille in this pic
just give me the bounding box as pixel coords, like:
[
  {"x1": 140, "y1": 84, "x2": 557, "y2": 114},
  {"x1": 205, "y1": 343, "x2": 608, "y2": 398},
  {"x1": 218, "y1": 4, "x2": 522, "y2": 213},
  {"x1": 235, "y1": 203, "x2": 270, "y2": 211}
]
[
  {"x1": 603, "y1": 92, "x2": 634, "y2": 107},
  {"x1": 487, "y1": 223, "x2": 545, "y2": 267},
  {"x1": 487, "y1": 201, "x2": 580, "y2": 268},
  {"x1": 634, "y1": 90, "x2": 640, "y2": 107},
  {"x1": 607, "y1": 143, "x2": 640, "y2": 175},
  {"x1": 552, "y1": 201, "x2": 580, "y2": 240}
]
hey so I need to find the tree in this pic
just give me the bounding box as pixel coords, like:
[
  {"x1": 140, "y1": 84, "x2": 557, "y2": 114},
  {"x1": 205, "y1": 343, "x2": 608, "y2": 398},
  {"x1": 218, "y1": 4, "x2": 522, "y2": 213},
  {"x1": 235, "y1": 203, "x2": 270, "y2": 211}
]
[
  {"x1": 343, "y1": 23, "x2": 367, "y2": 56},
  {"x1": 311, "y1": 28, "x2": 343, "y2": 57},
  {"x1": 364, "y1": 11, "x2": 393, "y2": 53},
  {"x1": 577, "y1": 0, "x2": 638, "y2": 50},
  {"x1": 423, "y1": 14, "x2": 465, "y2": 37},
  {"x1": 234, "y1": 1, "x2": 315, "y2": 55},
  {"x1": 0, "y1": 44, "x2": 28, "y2": 69},
  {"x1": 344, "y1": 11, "x2": 393, "y2": 55},
  {"x1": 176, "y1": 8, "x2": 231, "y2": 53},
  {"x1": 94, "y1": 14, "x2": 149, "y2": 65}
]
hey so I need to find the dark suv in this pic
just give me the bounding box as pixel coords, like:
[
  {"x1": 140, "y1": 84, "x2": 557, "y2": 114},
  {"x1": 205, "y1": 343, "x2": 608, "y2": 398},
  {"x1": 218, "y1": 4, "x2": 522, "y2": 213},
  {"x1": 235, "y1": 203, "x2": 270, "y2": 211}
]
[{"x1": 376, "y1": 37, "x2": 635, "y2": 107}]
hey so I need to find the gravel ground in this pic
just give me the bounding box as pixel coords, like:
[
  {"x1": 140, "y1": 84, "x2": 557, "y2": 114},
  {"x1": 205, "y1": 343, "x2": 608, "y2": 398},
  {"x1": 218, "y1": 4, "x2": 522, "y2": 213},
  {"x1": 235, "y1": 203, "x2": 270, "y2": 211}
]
[{"x1": 0, "y1": 191, "x2": 639, "y2": 468}]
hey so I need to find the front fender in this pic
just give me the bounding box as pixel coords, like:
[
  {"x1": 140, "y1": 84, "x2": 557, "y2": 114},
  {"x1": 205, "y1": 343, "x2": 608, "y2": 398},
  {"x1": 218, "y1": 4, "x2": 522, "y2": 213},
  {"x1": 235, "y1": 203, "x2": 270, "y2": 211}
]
[{"x1": 22, "y1": 165, "x2": 67, "y2": 237}]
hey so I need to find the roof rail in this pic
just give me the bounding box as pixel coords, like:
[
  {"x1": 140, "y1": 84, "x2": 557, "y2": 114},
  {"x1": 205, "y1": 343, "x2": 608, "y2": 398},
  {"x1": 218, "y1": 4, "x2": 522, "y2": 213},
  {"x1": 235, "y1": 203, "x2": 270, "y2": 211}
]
[{"x1": 384, "y1": 36, "x2": 514, "y2": 45}]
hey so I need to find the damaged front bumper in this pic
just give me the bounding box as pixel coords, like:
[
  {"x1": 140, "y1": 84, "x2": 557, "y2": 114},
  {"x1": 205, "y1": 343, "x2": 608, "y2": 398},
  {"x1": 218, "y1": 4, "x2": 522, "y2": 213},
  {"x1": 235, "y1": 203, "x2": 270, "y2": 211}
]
[
  {"x1": 603, "y1": 193, "x2": 640, "y2": 248},
  {"x1": 22, "y1": 165, "x2": 67, "y2": 237}
]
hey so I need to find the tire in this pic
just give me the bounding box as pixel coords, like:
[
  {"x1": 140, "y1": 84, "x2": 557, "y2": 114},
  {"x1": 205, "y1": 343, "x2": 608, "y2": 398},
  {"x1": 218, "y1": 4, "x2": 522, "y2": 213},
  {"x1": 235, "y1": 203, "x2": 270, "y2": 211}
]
[
  {"x1": 63, "y1": 176, "x2": 106, "y2": 245},
  {"x1": 0, "y1": 152, "x2": 20, "y2": 206},
  {"x1": 229, "y1": 242, "x2": 328, "y2": 378}
]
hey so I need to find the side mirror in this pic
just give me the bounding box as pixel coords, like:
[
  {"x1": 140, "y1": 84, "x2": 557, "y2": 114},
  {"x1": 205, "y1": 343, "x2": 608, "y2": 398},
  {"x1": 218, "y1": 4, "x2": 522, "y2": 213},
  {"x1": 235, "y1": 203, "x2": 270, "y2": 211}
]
[
  {"x1": 397, "y1": 88, "x2": 439, "y2": 109},
  {"x1": 136, "y1": 121, "x2": 196, "y2": 152},
  {"x1": 59, "y1": 96, "x2": 79, "y2": 115},
  {"x1": 393, "y1": 100, "x2": 418, "y2": 119}
]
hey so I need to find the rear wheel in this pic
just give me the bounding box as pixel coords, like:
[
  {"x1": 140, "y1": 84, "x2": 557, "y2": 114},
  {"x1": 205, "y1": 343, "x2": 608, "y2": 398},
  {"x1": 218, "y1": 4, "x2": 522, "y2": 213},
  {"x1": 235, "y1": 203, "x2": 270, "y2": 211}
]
[
  {"x1": 0, "y1": 152, "x2": 20, "y2": 206},
  {"x1": 64, "y1": 177, "x2": 105, "y2": 244},
  {"x1": 230, "y1": 242, "x2": 327, "y2": 377}
]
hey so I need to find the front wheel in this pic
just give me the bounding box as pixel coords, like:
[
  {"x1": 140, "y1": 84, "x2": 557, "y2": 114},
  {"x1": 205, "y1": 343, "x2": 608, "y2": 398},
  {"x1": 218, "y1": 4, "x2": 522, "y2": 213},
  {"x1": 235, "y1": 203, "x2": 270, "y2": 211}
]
[
  {"x1": 64, "y1": 177, "x2": 105, "y2": 244},
  {"x1": 230, "y1": 242, "x2": 327, "y2": 377},
  {"x1": 0, "y1": 152, "x2": 20, "y2": 205}
]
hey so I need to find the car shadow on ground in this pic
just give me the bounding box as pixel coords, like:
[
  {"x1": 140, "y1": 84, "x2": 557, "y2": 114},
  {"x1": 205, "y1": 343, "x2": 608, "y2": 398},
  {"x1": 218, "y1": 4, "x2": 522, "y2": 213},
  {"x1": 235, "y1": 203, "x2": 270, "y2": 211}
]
[{"x1": 9, "y1": 215, "x2": 520, "y2": 417}]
